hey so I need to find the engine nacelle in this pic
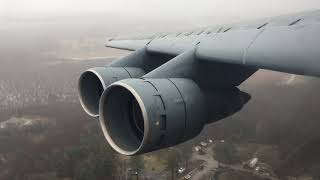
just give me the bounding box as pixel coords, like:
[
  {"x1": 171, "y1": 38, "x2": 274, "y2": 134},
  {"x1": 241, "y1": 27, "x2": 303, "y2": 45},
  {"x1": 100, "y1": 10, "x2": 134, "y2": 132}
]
[
  {"x1": 78, "y1": 67, "x2": 145, "y2": 117},
  {"x1": 99, "y1": 78, "x2": 208, "y2": 155}
]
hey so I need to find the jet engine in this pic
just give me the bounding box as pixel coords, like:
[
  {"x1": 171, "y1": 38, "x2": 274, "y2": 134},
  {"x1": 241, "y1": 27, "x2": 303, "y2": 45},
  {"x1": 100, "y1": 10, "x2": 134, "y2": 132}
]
[
  {"x1": 79, "y1": 67, "x2": 144, "y2": 117},
  {"x1": 99, "y1": 78, "x2": 207, "y2": 155}
]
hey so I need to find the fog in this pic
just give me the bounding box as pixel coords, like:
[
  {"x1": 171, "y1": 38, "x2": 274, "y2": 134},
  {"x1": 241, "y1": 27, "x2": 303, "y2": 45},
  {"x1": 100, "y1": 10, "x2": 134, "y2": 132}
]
[
  {"x1": 2, "y1": 0, "x2": 320, "y2": 41},
  {"x1": 2, "y1": 0, "x2": 320, "y2": 21}
]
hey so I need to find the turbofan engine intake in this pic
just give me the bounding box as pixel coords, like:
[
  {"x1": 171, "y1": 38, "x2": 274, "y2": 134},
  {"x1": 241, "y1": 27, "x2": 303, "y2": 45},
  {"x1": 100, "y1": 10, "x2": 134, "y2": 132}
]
[{"x1": 78, "y1": 67, "x2": 145, "y2": 117}]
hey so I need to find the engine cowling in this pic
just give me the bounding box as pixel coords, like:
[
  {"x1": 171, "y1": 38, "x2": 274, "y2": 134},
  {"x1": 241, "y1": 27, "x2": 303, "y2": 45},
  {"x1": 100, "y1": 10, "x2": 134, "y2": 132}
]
[
  {"x1": 99, "y1": 78, "x2": 208, "y2": 155},
  {"x1": 78, "y1": 67, "x2": 145, "y2": 117}
]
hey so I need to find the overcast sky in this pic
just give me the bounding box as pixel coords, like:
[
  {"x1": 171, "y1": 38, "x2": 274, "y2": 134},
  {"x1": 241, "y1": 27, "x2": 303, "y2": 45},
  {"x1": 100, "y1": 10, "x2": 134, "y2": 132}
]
[{"x1": 1, "y1": 0, "x2": 320, "y2": 19}]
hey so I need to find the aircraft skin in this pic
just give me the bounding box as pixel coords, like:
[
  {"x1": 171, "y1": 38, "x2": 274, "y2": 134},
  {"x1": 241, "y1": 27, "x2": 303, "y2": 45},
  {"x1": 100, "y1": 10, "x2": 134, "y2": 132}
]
[{"x1": 78, "y1": 10, "x2": 320, "y2": 156}]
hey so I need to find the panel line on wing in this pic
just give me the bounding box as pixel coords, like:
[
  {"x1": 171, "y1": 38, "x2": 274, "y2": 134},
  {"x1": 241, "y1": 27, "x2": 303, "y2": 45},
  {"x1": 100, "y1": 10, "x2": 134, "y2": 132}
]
[{"x1": 242, "y1": 28, "x2": 266, "y2": 65}]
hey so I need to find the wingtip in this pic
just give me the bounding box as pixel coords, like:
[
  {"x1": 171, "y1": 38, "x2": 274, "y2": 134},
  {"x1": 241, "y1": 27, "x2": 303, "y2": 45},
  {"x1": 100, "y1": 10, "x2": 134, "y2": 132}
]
[
  {"x1": 105, "y1": 38, "x2": 114, "y2": 47},
  {"x1": 106, "y1": 38, "x2": 114, "y2": 42}
]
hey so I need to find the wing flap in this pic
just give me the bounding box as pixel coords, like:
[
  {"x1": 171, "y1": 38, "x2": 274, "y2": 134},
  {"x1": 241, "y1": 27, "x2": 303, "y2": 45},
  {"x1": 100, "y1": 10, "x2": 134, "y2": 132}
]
[
  {"x1": 245, "y1": 24, "x2": 320, "y2": 76},
  {"x1": 147, "y1": 36, "x2": 202, "y2": 55},
  {"x1": 196, "y1": 29, "x2": 262, "y2": 65}
]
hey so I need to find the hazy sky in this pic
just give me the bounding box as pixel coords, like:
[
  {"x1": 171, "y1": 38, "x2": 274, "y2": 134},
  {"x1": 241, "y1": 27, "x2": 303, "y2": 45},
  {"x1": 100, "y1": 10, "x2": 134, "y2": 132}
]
[{"x1": 1, "y1": 0, "x2": 320, "y2": 19}]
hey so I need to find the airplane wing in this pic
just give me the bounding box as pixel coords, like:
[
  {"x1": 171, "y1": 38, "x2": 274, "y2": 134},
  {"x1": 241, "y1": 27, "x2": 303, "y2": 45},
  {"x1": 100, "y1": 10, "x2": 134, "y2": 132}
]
[
  {"x1": 79, "y1": 9, "x2": 320, "y2": 155},
  {"x1": 106, "y1": 10, "x2": 320, "y2": 77}
]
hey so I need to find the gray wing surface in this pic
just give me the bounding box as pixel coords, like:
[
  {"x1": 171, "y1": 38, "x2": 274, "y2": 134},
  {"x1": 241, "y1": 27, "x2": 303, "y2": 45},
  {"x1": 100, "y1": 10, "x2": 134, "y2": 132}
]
[{"x1": 106, "y1": 10, "x2": 320, "y2": 77}]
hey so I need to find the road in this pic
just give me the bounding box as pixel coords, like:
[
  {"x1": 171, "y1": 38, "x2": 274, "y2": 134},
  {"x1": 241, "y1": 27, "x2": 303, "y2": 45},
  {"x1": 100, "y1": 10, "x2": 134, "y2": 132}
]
[{"x1": 180, "y1": 143, "x2": 279, "y2": 180}]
